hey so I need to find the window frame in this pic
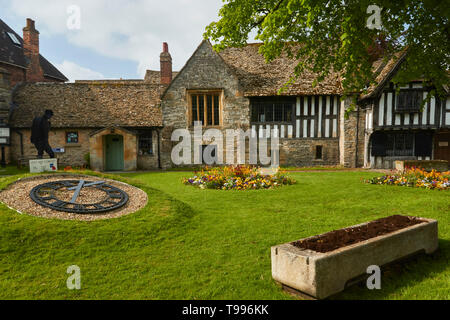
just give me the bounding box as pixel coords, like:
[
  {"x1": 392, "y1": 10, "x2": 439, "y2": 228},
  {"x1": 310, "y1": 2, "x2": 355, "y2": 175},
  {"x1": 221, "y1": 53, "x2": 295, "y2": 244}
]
[
  {"x1": 250, "y1": 97, "x2": 295, "y2": 124},
  {"x1": 187, "y1": 90, "x2": 223, "y2": 128},
  {"x1": 138, "y1": 131, "x2": 154, "y2": 156},
  {"x1": 65, "y1": 131, "x2": 79, "y2": 144},
  {"x1": 7, "y1": 32, "x2": 21, "y2": 46},
  {"x1": 395, "y1": 89, "x2": 422, "y2": 113},
  {"x1": 382, "y1": 132, "x2": 415, "y2": 157},
  {"x1": 315, "y1": 145, "x2": 323, "y2": 160}
]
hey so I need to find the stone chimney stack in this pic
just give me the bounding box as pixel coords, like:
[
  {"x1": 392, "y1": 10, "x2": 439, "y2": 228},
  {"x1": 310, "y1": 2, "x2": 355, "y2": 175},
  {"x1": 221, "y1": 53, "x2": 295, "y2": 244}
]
[
  {"x1": 22, "y1": 18, "x2": 44, "y2": 82},
  {"x1": 160, "y1": 42, "x2": 172, "y2": 85}
]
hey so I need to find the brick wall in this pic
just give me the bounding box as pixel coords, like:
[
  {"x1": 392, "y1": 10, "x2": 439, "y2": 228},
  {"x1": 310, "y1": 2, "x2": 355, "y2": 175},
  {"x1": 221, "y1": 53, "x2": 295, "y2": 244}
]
[{"x1": 0, "y1": 64, "x2": 27, "y2": 88}]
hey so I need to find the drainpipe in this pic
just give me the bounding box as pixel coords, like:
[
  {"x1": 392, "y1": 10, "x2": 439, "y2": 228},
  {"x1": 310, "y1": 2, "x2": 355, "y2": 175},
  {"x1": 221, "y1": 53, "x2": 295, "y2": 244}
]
[
  {"x1": 157, "y1": 128, "x2": 162, "y2": 169},
  {"x1": 355, "y1": 106, "x2": 360, "y2": 168},
  {"x1": 17, "y1": 130, "x2": 24, "y2": 156}
]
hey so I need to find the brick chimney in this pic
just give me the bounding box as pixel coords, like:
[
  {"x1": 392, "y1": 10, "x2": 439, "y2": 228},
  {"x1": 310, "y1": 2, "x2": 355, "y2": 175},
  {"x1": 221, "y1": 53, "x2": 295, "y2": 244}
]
[
  {"x1": 160, "y1": 42, "x2": 172, "y2": 85},
  {"x1": 23, "y1": 18, "x2": 44, "y2": 82}
]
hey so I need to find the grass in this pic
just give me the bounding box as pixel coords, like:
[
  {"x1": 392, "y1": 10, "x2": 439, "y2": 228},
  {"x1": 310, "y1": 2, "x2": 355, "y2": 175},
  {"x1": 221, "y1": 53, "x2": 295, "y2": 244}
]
[
  {"x1": 0, "y1": 168, "x2": 448, "y2": 299},
  {"x1": 0, "y1": 166, "x2": 28, "y2": 176}
]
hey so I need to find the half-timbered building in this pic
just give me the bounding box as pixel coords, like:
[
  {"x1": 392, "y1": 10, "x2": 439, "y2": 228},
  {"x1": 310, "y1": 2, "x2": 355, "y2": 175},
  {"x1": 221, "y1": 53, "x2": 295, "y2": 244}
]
[
  {"x1": 159, "y1": 40, "x2": 447, "y2": 169},
  {"x1": 360, "y1": 52, "x2": 450, "y2": 168},
  {"x1": 2, "y1": 30, "x2": 448, "y2": 170}
]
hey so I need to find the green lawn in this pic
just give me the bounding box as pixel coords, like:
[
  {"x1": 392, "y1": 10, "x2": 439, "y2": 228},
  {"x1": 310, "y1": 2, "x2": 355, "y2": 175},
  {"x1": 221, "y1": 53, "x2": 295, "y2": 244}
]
[{"x1": 0, "y1": 169, "x2": 448, "y2": 299}]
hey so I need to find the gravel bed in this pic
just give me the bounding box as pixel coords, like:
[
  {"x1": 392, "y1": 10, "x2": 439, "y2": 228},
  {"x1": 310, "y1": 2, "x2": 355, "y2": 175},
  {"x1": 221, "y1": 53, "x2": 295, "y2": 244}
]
[{"x1": 0, "y1": 174, "x2": 148, "y2": 221}]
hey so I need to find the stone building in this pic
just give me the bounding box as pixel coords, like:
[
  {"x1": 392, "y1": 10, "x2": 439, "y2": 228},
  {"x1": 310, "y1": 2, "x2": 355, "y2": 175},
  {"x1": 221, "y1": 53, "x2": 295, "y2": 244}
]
[
  {"x1": 10, "y1": 80, "x2": 163, "y2": 171},
  {"x1": 2, "y1": 19, "x2": 449, "y2": 170},
  {"x1": 160, "y1": 40, "x2": 449, "y2": 169}
]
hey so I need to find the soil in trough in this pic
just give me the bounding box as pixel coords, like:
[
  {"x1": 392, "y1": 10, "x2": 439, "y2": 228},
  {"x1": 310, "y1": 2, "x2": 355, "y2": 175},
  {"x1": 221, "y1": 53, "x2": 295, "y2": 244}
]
[{"x1": 292, "y1": 215, "x2": 426, "y2": 253}]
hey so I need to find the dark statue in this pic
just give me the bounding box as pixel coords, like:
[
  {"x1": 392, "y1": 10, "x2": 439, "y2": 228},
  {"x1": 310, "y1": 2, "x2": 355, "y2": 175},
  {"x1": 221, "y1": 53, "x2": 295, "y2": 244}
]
[{"x1": 31, "y1": 109, "x2": 55, "y2": 159}]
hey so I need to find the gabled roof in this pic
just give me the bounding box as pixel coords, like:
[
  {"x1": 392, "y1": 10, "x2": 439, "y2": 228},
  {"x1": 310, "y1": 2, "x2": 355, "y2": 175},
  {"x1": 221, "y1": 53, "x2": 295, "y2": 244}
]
[
  {"x1": 218, "y1": 43, "x2": 343, "y2": 96},
  {"x1": 10, "y1": 82, "x2": 163, "y2": 128},
  {"x1": 0, "y1": 18, "x2": 68, "y2": 81},
  {"x1": 161, "y1": 40, "x2": 240, "y2": 98},
  {"x1": 360, "y1": 49, "x2": 408, "y2": 100}
]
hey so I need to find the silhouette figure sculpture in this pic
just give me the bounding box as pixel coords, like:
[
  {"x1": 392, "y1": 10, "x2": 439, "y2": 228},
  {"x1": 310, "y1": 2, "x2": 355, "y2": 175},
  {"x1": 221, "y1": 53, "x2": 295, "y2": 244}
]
[{"x1": 31, "y1": 109, "x2": 55, "y2": 159}]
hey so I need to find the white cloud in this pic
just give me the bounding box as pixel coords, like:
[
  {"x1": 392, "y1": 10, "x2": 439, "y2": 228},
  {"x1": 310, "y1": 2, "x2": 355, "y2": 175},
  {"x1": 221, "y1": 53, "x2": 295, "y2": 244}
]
[
  {"x1": 4, "y1": 0, "x2": 224, "y2": 77},
  {"x1": 55, "y1": 60, "x2": 105, "y2": 82}
]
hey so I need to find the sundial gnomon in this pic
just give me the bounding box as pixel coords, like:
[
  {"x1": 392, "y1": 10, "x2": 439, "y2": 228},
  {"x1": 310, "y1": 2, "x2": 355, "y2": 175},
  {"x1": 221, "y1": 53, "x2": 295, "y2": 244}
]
[{"x1": 30, "y1": 180, "x2": 129, "y2": 214}]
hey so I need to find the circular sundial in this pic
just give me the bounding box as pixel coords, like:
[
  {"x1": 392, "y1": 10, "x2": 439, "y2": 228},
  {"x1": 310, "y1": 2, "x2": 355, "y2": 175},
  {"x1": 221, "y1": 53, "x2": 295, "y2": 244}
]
[{"x1": 30, "y1": 180, "x2": 129, "y2": 214}]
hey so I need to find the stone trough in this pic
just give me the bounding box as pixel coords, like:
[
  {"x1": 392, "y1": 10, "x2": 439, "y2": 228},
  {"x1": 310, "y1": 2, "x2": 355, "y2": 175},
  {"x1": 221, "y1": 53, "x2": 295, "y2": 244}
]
[{"x1": 271, "y1": 216, "x2": 438, "y2": 299}]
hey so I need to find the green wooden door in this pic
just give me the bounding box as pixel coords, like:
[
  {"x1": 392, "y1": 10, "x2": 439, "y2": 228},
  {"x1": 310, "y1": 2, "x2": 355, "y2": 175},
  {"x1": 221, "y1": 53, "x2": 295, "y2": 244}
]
[{"x1": 105, "y1": 135, "x2": 124, "y2": 171}]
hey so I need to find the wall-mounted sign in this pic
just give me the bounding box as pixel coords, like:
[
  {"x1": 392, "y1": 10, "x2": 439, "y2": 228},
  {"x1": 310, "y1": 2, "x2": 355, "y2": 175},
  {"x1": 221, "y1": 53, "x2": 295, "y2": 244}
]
[
  {"x1": 0, "y1": 138, "x2": 7, "y2": 144},
  {"x1": 52, "y1": 147, "x2": 65, "y2": 153},
  {"x1": 438, "y1": 141, "x2": 449, "y2": 147},
  {"x1": 0, "y1": 128, "x2": 10, "y2": 138}
]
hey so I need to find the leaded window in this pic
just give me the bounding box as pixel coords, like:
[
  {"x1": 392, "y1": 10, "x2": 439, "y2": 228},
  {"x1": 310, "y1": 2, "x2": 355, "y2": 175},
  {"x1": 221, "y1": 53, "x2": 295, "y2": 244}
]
[
  {"x1": 190, "y1": 93, "x2": 221, "y2": 126},
  {"x1": 251, "y1": 98, "x2": 295, "y2": 123},
  {"x1": 396, "y1": 90, "x2": 422, "y2": 112},
  {"x1": 139, "y1": 131, "x2": 153, "y2": 155}
]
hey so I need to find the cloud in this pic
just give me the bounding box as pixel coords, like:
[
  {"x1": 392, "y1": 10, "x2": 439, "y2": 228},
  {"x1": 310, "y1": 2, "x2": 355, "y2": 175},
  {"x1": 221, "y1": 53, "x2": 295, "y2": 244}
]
[
  {"x1": 55, "y1": 60, "x2": 105, "y2": 82},
  {"x1": 4, "y1": 0, "x2": 224, "y2": 77}
]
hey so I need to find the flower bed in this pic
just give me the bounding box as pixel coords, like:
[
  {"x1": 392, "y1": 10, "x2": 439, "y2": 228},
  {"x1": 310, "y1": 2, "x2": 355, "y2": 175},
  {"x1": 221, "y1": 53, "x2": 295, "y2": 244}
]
[
  {"x1": 366, "y1": 167, "x2": 450, "y2": 190},
  {"x1": 183, "y1": 166, "x2": 296, "y2": 190}
]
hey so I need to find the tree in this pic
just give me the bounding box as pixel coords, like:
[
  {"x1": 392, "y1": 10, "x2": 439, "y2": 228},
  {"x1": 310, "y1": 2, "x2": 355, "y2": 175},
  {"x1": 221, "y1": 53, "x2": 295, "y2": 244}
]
[{"x1": 204, "y1": 0, "x2": 449, "y2": 102}]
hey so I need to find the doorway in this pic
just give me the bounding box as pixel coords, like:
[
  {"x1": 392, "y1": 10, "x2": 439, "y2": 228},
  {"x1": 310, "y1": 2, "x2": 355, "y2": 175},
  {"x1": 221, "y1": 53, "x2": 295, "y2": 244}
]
[
  {"x1": 434, "y1": 131, "x2": 450, "y2": 162},
  {"x1": 105, "y1": 135, "x2": 124, "y2": 171}
]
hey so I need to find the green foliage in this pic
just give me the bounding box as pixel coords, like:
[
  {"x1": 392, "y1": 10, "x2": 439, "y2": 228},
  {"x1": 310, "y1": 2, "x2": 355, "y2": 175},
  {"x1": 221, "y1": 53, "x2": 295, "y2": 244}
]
[
  {"x1": 84, "y1": 153, "x2": 90, "y2": 169},
  {"x1": 205, "y1": 0, "x2": 449, "y2": 98}
]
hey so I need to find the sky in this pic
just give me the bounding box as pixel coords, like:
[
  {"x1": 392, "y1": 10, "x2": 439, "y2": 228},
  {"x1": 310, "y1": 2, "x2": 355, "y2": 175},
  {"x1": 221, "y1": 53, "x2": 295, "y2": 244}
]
[{"x1": 0, "y1": 0, "x2": 226, "y2": 82}]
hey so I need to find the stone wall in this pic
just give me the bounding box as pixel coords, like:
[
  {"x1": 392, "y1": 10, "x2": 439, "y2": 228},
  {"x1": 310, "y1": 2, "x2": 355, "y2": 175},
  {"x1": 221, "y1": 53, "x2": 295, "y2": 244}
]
[
  {"x1": 339, "y1": 98, "x2": 366, "y2": 168},
  {"x1": 160, "y1": 41, "x2": 249, "y2": 168},
  {"x1": 280, "y1": 138, "x2": 340, "y2": 166},
  {"x1": 89, "y1": 127, "x2": 137, "y2": 172},
  {"x1": 9, "y1": 128, "x2": 91, "y2": 167},
  {"x1": 160, "y1": 41, "x2": 354, "y2": 169},
  {"x1": 137, "y1": 129, "x2": 159, "y2": 169}
]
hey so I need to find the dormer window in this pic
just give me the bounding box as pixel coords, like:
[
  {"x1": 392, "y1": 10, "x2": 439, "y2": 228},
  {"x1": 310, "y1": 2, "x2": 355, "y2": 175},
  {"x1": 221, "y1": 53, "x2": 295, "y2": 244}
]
[
  {"x1": 7, "y1": 32, "x2": 21, "y2": 46},
  {"x1": 396, "y1": 90, "x2": 422, "y2": 112}
]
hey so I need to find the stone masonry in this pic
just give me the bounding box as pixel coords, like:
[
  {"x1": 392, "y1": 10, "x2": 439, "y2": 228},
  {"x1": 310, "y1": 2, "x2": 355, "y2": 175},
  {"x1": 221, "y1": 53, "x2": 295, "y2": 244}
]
[{"x1": 161, "y1": 41, "x2": 249, "y2": 168}]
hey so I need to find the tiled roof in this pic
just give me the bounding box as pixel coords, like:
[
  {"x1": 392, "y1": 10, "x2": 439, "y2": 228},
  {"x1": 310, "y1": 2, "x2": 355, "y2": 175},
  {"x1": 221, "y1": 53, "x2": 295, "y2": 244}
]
[
  {"x1": 360, "y1": 49, "x2": 408, "y2": 100},
  {"x1": 218, "y1": 43, "x2": 343, "y2": 96},
  {"x1": 144, "y1": 70, "x2": 179, "y2": 84},
  {"x1": 0, "y1": 18, "x2": 68, "y2": 81},
  {"x1": 10, "y1": 82, "x2": 163, "y2": 128}
]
